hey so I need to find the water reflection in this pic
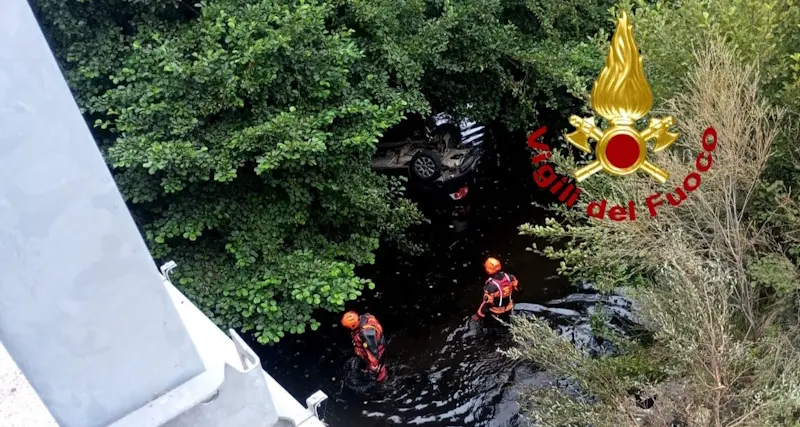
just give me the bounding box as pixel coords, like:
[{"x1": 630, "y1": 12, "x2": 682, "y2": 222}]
[
  {"x1": 325, "y1": 287, "x2": 633, "y2": 427},
  {"x1": 343, "y1": 320, "x2": 518, "y2": 425}
]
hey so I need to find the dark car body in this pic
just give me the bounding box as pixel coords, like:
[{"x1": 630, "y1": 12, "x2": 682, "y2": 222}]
[
  {"x1": 372, "y1": 112, "x2": 487, "y2": 188},
  {"x1": 372, "y1": 112, "x2": 489, "y2": 229}
]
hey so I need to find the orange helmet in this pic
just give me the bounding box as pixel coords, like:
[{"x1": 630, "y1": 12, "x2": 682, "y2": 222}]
[
  {"x1": 484, "y1": 257, "x2": 502, "y2": 275},
  {"x1": 341, "y1": 311, "x2": 360, "y2": 330}
]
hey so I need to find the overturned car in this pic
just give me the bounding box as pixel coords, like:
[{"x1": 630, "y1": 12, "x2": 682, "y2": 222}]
[{"x1": 371, "y1": 112, "x2": 487, "y2": 187}]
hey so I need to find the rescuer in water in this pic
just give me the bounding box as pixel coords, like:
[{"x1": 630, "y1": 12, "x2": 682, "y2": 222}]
[
  {"x1": 472, "y1": 257, "x2": 519, "y2": 321},
  {"x1": 341, "y1": 311, "x2": 388, "y2": 382}
]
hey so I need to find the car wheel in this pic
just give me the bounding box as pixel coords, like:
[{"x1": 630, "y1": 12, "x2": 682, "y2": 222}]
[
  {"x1": 409, "y1": 149, "x2": 442, "y2": 181},
  {"x1": 433, "y1": 123, "x2": 462, "y2": 149}
]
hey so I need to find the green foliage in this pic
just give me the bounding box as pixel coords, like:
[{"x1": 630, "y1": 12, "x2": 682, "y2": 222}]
[
  {"x1": 32, "y1": 0, "x2": 613, "y2": 343},
  {"x1": 523, "y1": 218, "x2": 652, "y2": 292},
  {"x1": 625, "y1": 0, "x2": 800, "y2": 247},
  {"x1": 618, "y1": 0, "x2": 800, "y2": 106},
  {"x1": 629, "y1": 0, "x2": 800, "y2": 302},
  {"x1": 32, "y1": 0, "x2": 425, "y2": 344},
  {"x1": 751, "y1": 179, "x2": 800, "y2": 258},
  {"x1": 328, "y1": 0, "x2": 615, "y2": 129},
  {"x1": 512, "y1": 2, "x2": 800, "y2": 424},
  {"x1": 747, "y1": 253, "x2": 800, "y2": 295},
  {"x1": 523, "y1": 0, "x2": 800, "y2": 297},
  {"x1": 503, "y1": 315, "x2": 670, "y2": 427}
]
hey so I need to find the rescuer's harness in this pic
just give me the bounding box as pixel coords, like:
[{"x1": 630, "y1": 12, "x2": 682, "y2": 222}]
[
  {"x1": 477, "y1": 273, "x2": 518, "y2": 317},
  {"x1": 352, "y1": 315, "x2": 385, "y2": 368},
  {"x1": 350, "y1": 314, "x2": 387, "y2": 381}
]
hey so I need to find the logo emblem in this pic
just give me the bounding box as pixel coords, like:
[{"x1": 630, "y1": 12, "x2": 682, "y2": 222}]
[{"x1": 565, "y1": 12, "x2": 678, "y2": 184}]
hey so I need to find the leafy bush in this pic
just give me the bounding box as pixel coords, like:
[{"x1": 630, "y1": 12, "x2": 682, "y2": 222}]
[
  {"x1": 32, "y1": 0, "x2": 426, "y2": 343},
  {"x1": 31, "y1": 0, "x2": 615, "y2": 343},
  {"x1": 511, "y1": 36, "x2": 800, "y2": 427}
]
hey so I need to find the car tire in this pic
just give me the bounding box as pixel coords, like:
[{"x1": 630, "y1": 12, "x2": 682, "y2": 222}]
[
  {"x1": 409, "y1": 149, "x2": 442, "y2": 181},
  {"x1": 433, "y1": 123, "x2": 462, "y2": 148}
]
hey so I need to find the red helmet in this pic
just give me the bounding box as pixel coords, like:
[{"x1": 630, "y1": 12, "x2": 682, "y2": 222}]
[
  {"x1": 341, "y1": 311, "x2": 359, "y2": 330},
  {"x1": 484, "y1": 257, "x2": 502, "y2": 275}
]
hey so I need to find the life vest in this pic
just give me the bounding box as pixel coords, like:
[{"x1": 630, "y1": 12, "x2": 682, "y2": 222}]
[
  {"x1": 484, "y1": 273, "x2": 516, "y2": 314},
  {"x1": 352, "y1": 314, "x2": 385, "y2": 365}
]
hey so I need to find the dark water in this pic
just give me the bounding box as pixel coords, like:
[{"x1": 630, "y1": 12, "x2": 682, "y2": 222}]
[{"x1": 257, "y1": 126, "x2": 634, "y2": 426}]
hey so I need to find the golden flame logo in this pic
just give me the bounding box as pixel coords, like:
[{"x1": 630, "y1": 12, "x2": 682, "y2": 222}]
[{"x1": 565, "y1": 11, "x2": 678, "y2": 183}]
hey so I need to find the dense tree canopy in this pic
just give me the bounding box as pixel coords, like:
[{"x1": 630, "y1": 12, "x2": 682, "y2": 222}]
[
  {"x1": 34, "y1": 0, "x2": 422, "y2": 343},
  {"x1": 31, "y1": 0, "x2": 613, "y2": 343}
]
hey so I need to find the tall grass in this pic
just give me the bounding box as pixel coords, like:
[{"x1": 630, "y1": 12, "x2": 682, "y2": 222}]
[{"x1": 506, "y1": 39, "x2": 800, "y2": 427}]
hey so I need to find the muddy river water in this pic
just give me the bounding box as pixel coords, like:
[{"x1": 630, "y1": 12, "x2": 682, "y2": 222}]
[{"x1": 256, "y1": 128, "x2": 634, "y2": 426}]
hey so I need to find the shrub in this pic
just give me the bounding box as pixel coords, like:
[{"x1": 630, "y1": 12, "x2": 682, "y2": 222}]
[{"x1": 510, "y1": 38, "x2": 800, "y2": 427}]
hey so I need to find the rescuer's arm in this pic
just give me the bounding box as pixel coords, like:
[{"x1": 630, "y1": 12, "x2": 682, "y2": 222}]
[
  {"x1": 352, "y1": 333, "x2": 368, "y2": 359},
  {"x1": 510, "y1": 274, "x2": 519, "y2": 291},
  {"x1": 476, "y1": 295, "x2": 491, "y2": 317},
  {"x1": 475, "y1": 284, "x2": 496, "y2": 318}
]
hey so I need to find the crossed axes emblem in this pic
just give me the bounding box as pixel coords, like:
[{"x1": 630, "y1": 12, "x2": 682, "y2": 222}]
[{"x1": 565, "y1": 115, "x2": 679, "y2": 183}]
